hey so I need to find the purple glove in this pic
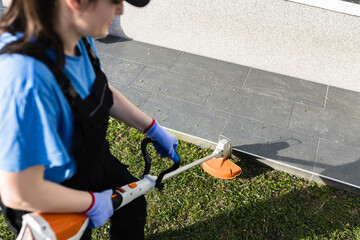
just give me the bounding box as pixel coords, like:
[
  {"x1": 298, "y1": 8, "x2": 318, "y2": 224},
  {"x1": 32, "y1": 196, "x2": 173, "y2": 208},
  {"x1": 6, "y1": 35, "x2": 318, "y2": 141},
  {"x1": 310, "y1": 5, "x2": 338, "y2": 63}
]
[
  {"x1": 84, "y1": 190, "x2": 114, "y2": 228},
  {"x1": 145, "y1": 119, "x2": 180, "y2": 162}
]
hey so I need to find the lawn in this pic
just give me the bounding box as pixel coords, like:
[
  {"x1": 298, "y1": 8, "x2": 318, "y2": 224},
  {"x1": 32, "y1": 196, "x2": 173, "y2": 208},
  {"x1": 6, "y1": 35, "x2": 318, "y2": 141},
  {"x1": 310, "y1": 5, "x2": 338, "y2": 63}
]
[{"x1": 1, "y1": 119, "x2": 359, "y2": 239}]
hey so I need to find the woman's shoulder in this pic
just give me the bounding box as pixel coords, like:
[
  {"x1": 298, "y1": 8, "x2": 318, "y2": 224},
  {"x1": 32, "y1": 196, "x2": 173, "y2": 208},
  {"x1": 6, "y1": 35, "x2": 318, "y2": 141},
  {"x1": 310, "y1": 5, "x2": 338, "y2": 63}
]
[
  {"x1": 0, "y1": 52, "x2": 54, "y2": 96},
  {"x1": 0, "y1": 33, "x2": 55, "y2": 93}
]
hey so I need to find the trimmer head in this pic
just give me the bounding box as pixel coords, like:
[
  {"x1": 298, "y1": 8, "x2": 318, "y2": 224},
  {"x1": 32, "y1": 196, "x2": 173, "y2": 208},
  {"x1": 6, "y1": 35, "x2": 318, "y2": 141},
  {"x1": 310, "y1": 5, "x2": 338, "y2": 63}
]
[
  {"x1": 201, "y1": 157, "x2": 242, "y2": 179},
  {"x1": 201, "y1": 138, "x2": 242, "y2": 179}
]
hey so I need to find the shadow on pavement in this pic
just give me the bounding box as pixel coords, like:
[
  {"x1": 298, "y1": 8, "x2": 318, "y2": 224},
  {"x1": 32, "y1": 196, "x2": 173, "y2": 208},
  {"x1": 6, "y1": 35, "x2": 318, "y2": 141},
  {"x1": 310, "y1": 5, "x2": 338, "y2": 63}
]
[{"x1": 232, "y1": 140, "x2": 360, "y2": 193}]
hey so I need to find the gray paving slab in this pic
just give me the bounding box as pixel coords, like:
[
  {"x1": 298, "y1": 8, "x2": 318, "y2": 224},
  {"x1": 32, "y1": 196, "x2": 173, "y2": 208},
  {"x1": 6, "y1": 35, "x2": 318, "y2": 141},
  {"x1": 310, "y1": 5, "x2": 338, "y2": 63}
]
[
  {"x1": 223, "y1": 115, "x2": 318, "y2": 172},
  {"x1": 243, "y1": 69, "x2": 327, "y2": 108},
  {"x1": 289, "y1": 103, "x2": 360, "y2": 148},
  {"x1": 131, "y1": 66, "x2": 216, "y2": 105},
  {"x1": 100, "y1": 54, "x2": 145, "y2": 86},
  {"x1": 326, "y1": 86, "x2": 360, "y2": 118},
  {"x1": 205, "y1": 84, "x2": 294, "y2": 129},
  {"x1": 105, "y1": 40, "x2": 182, "y2": 70},
  {"x1": 171, "y1": 52, "x2": 251, "y2": 86},
  {"x1": 109, "y1": 81, "x2": 152, "y2": 109},
  {"x1": 140, "y1": 94, "x2": 230, "y2": 142},
  {"x1": 316, "y1": 139, "x2": 360, "y2": 188}
]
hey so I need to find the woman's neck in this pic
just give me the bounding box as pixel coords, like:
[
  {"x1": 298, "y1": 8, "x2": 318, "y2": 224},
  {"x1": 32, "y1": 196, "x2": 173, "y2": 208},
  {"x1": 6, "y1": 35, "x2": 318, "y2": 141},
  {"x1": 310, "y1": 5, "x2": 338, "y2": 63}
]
[
  {"x1": 56, "y1": 0, "x2": 80, "y2": 57},
  {"x1": 62, "y1": 34, "x2": 80, "y2": 57}
]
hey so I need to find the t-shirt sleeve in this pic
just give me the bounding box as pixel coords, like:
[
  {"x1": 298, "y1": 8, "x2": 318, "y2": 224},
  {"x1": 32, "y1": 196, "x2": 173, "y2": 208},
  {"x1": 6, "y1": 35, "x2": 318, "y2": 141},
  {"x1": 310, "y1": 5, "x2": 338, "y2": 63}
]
[
  {"x1": 0, "y1": 57, "x2": 72, "y2": 173},
  {"x1": 1, "y1": 89, "x2": 52, "y2": 171}
]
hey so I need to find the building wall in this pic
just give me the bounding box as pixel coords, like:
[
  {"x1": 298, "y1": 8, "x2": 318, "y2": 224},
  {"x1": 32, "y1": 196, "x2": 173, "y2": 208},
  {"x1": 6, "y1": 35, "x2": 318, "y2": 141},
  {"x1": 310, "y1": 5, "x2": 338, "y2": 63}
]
[{"x1": 1, "y1": 0, "x2": 10, "y2": 7}]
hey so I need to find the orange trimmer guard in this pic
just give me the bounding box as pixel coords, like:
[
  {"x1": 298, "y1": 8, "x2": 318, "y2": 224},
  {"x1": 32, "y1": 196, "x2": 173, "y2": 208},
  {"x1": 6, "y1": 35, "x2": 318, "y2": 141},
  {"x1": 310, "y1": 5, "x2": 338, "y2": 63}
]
[{"x1": 201, "y1": 157, "x2": 242, "y2": 179}]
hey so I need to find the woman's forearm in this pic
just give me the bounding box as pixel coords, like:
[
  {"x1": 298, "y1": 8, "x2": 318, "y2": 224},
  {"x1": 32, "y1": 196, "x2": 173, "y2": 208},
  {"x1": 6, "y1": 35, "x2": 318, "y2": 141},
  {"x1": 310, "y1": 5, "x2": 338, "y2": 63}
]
[
  {"x1": 0, "y1": 166, "x2": 92, "y2": 213},
  {"x1": 109, "y1": 84, "x2": 152, "y2": 132}
]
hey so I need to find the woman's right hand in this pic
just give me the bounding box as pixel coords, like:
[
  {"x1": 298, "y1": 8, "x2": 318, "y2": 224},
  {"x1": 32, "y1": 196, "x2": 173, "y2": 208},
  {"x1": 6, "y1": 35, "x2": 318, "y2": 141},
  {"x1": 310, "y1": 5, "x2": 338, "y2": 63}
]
[
  {"x1": 145, "y1": 119, "x2": 180, "y2": 163},
  {"x1": 83, "y1": 189, "x2": 114, "y2": 228}
]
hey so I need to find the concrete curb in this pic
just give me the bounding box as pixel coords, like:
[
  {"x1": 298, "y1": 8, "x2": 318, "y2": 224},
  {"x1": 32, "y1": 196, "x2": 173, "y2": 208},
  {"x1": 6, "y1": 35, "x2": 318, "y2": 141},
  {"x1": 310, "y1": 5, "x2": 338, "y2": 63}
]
[{"x1": 165, "y1": 127, "x2": 360, "y2": 193}]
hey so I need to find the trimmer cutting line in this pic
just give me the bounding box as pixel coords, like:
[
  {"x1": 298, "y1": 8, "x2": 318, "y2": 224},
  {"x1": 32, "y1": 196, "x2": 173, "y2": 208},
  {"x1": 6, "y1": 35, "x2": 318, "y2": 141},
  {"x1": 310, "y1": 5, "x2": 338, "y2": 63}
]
[{"x1": 17, "y1": 137, "x2": 241, "y2": 240}]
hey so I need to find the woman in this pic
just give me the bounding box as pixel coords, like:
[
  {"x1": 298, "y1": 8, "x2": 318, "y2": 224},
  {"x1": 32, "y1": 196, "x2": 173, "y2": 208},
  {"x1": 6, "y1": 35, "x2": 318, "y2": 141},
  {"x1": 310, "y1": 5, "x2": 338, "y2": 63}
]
[{"x1": 0, "y1": 0, "x2": 179, "y2": 239}]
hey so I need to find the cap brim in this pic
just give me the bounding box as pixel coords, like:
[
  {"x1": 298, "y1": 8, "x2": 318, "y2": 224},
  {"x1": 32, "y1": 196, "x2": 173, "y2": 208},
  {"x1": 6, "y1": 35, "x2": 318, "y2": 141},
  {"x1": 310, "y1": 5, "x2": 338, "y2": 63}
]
[{"x1": 125, "y1": 0, "x2": 150, "y2": 7}]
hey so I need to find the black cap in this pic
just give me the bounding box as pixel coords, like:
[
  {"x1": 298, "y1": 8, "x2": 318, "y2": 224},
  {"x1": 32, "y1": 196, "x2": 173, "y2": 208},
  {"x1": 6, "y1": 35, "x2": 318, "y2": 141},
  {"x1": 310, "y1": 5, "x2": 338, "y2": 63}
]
[{"x1": 125, "y1": 0, "x2": 150, "y2": 7}]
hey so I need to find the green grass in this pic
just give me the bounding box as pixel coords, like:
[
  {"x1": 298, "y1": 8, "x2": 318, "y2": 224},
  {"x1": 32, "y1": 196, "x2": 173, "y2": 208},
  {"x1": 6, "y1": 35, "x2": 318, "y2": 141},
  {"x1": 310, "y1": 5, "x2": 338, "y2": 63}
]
[{"x1": 1, "y1": 118, "x2": 359, "y2": 239}]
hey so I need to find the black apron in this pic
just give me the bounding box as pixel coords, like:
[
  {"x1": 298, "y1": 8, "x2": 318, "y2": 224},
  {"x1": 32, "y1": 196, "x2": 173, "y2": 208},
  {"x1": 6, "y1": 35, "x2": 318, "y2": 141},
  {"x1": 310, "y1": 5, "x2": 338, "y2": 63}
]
[{"x1": 0, "y1": 38, "x2": 146, "y2": 240}]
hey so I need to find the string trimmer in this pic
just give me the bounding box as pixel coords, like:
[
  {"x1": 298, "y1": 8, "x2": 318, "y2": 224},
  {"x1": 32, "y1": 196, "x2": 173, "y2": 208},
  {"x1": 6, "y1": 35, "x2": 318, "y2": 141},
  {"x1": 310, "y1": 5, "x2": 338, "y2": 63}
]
[{"x1": 17, "y1": 137, "x2": 241, "y2": 240}]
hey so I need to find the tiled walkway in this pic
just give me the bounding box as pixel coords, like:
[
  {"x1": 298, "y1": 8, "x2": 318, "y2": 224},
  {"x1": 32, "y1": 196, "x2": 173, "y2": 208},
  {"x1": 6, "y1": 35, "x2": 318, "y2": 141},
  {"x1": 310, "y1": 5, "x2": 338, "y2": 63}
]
[
  {"x1": 96, "y1": 36, "x2": 360, "y2": 193},
  {"x1": 0, "y1": 4, "x2": 358, "y2": 192}
]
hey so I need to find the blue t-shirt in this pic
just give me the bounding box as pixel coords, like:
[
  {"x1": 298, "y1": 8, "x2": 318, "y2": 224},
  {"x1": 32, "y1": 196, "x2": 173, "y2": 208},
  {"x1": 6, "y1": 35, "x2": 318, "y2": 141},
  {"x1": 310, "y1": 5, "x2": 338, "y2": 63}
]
[{"x1": 0, "y1": 33, "x2": 100, "y2": 183}]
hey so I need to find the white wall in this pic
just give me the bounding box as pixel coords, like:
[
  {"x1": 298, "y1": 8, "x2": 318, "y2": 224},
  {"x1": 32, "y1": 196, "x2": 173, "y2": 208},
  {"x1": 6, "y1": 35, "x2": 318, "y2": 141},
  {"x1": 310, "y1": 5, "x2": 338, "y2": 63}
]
[
  {"x1": 122, "y1": 0, "x2": 360, "y2": 92},
  {"x1": 1, "y1": 0, "x2": 10, "y2": 7}
]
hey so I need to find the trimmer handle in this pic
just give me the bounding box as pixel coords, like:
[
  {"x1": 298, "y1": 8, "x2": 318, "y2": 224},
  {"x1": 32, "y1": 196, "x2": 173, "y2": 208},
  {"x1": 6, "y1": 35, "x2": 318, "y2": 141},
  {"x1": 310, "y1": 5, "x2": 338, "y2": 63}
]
[
  {"x1": 155, "y1": 158, "x2": 180, "y2": 190},
  {"x1": 141, "y1": 137, "x2": 154, "y2": 177},
  {"x1": 111, "y1": 137, "x2": 181, "y2": 210},
  {"x1": 110, "y1": 138, "x2": 154, "y2": 210},
  {"x1": 141, "y1": 137, "x2": 181, "y2": 189}
]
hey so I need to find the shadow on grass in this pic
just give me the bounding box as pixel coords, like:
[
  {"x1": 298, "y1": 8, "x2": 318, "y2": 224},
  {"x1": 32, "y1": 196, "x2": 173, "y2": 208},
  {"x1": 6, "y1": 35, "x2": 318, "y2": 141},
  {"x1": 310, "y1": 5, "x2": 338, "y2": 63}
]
[{"x1": 146, "y1": 184, "x2": 360, "y2": 240}]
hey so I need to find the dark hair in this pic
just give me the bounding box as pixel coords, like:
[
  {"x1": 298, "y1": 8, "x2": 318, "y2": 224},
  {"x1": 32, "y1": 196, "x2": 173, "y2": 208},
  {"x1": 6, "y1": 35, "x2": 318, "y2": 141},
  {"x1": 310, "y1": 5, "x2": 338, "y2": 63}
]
[{"x1": 0, "y1": 0, "x2": 97, "y2": 68}]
